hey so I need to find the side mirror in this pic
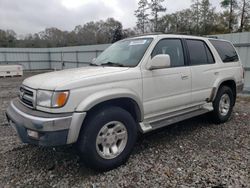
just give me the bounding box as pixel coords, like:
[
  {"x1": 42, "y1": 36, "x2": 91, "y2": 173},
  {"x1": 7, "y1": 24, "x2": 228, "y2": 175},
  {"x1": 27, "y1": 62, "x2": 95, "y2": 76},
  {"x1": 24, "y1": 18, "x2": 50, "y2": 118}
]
[
  {"x1": 147, "y1": 54, "x2": 171, "y2": 70},
  {"x1": 92, "y1": 58, "x2": 96, "y2": 63}
]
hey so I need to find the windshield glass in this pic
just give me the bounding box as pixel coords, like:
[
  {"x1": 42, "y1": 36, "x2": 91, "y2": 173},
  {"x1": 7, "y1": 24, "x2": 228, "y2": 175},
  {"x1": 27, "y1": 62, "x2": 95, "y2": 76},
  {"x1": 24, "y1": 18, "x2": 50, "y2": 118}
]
[{"x1": 93, "y1": 38, "x2": 153, "y2": 67}]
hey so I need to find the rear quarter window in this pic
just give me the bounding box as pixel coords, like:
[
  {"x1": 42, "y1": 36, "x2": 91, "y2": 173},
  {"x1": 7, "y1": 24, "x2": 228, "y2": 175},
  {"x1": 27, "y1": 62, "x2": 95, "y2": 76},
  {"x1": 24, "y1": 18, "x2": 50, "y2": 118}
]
[{"x1": 209, "y1": 40, "x2": 239, "y2": 63}]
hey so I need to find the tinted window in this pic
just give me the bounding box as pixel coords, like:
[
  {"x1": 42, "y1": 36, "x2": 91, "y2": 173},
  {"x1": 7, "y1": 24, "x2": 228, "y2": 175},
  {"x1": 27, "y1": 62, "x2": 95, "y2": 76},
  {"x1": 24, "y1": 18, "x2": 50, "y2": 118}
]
[
  {"x1": 205, "y1": 44, "x2": 215, "y2": 64},
  {"x1": 152, "y1": 39, "x2": 185, "y2": 67},
  {"x1": 186, "y1": 40, "x2": 215, "y2": 65},
  {"x1": 209, "y1": 40, "x2": 239, "y2": 63}
]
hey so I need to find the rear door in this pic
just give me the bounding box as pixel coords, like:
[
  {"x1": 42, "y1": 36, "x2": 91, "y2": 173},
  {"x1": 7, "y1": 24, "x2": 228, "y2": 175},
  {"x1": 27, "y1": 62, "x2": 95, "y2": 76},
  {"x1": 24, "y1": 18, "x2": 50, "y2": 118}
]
[{"x1": 185, "y1": 39, "x2": 218, "y2": 105}]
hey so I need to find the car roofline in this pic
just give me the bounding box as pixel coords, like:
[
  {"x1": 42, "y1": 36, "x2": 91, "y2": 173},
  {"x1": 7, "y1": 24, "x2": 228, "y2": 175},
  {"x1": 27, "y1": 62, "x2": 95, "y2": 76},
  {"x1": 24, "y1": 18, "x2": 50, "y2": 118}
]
[
  {"x1": 121, "y1": 34, "x2": 231, "y2": 44},
  {"x1": 127, "y1": 34, "x2": 212, "y2": 40}
]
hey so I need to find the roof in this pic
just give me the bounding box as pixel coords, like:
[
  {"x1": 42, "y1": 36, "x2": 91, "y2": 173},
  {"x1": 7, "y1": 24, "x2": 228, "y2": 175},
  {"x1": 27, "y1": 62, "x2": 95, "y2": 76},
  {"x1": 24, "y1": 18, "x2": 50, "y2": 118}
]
[{"x1": 131, "y1": 33, "x2": 207, "y2": 40}]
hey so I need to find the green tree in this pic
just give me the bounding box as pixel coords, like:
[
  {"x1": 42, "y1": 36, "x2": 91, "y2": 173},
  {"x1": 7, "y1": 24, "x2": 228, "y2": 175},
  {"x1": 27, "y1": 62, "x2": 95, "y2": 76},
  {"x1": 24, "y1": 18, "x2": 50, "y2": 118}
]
[
  {"x1": 135, "y1": 0, "x2": 150, "y2": 33},
  {"x1": 39, "y1": 27, "x2": 67, "y2": 47},
  {"x1": 199, "y1": 0, "x2": 217, "y2": 35},
  {"x1": 0, "y1": 29, "x2": 17, "y2": 47},
  {"x1": 112, "y1": 25, "x2": 123, "y2": 43},
  {"x1": 73, "y1": 18, "x2": 123, "y2": 45},
  {"x1": 157, "y1": 14, "x2": 176, "y2": 33},
  {"x1": 150, "y1": 0, "x2": 166, "y2": 32},
  {"x1": 158, "y1": 0, "x2": 221, "y2": 35},
  {"x1": 221, "y1": 0, "x2": 238, "y2": 32},
  {"x1": 238, "y1": 0, "x2": 250, "y2": 32},
  {"x1": 122, "y1": 28, "x2": 136, "y2": 38},
  {"x1": 191, "y1": 0, "x2": 201, "y2": 34},
  {"x1": 102, "y1": 18, "x2": 123, "y2": 43},
  {"x1": 175, "y1": 9, "x2": 194, "y2": 34}
]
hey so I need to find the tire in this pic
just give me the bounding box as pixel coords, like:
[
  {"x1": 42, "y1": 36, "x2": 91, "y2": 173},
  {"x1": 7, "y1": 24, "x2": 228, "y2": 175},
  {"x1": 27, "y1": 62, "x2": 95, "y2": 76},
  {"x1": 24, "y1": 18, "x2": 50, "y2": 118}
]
[
  {"x1": 77, "y1": 106, "x2": 138, "y2": 171},
  {"x1": 211, "y1": 86, "x2": 235, "y2": 124}
]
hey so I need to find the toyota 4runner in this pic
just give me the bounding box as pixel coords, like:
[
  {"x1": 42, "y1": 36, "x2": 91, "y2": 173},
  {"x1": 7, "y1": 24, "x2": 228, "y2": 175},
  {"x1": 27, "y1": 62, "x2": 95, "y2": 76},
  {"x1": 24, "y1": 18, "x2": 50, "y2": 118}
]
[{"x1": 6, "y1": 34, "x2": 244, "y2": 171}]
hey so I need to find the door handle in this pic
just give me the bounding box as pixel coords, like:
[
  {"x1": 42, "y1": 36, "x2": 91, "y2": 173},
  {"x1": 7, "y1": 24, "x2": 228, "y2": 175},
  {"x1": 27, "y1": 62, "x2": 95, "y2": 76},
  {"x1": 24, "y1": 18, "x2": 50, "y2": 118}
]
[{"x1": 181, "y1": 75, "x2": 189, "y2": 80}]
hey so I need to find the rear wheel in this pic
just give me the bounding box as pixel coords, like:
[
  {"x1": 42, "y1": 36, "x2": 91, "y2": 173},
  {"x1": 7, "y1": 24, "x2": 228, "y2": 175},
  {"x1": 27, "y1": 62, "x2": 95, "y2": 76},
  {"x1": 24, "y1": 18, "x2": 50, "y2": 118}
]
[
  {"x1": 77, "y1": 106, "x2": 138, "y2": 171},
  {"x1": 211, "y1": 86, "x2": 235, "y2": 124}
]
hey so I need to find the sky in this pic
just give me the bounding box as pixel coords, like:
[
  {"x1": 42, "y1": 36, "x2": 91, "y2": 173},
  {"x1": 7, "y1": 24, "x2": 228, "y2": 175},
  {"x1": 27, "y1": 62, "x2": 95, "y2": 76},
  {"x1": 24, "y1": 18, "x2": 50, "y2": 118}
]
[{"x1": 0, "y1": 0, "x2": 222, "y2": 36}]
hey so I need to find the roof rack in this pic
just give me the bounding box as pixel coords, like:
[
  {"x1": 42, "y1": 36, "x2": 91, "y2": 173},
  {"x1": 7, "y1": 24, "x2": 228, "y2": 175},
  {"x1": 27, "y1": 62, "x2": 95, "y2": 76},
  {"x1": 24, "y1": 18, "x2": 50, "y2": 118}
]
[
  {"x1": 207, "y1": 36, "x2": 218, "y2": 39},
  {"x1": 164, "y1": 32, "x2": 191, "y2": 35},
  {"x1": 132, "y1": 32, "x2": 163, "y2": 37}
]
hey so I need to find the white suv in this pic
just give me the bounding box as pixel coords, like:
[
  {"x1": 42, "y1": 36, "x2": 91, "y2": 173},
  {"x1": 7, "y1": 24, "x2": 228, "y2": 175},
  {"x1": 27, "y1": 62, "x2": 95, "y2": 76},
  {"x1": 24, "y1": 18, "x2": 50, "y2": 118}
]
[{"x1": 6, "y1": 34, "x2": 244, "y2": 171}]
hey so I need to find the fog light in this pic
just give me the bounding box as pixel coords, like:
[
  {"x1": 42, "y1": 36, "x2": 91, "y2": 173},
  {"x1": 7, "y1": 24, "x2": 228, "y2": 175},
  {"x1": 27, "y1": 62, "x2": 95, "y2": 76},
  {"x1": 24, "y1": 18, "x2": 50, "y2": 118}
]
[{"x1": 27, "y1": 130, "x2": 39, "y2": 139}]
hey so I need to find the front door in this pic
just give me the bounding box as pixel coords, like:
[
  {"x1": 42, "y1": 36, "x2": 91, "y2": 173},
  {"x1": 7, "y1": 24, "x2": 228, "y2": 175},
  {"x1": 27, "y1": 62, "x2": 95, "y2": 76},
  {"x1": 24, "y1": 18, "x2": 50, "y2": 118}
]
[{"x1": 142, "y1": 38, "x2": 192, "y2": 119}]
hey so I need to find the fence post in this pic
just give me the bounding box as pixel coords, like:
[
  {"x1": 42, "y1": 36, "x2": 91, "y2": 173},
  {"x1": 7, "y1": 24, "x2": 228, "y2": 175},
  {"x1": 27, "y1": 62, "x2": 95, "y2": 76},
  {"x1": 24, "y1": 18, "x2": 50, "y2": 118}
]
[
  {"x1": 61, "y1": 52, "x2": 64, "y2": 70},
  {"x1": 76, "y1": 51, "x2": 79, "y2": 68},
  {"x1": 27, "y1": 52, "x2": 31, "y2": 70},
  {"x1": 95, "y1": 50, "x2": 98, "y2": 58},
  {"x1": 4, "y1": 51, "x2": 7, "y2": 65},
  {"x1": 48, "y1": 51, "x2": 52, "y2": 70}
]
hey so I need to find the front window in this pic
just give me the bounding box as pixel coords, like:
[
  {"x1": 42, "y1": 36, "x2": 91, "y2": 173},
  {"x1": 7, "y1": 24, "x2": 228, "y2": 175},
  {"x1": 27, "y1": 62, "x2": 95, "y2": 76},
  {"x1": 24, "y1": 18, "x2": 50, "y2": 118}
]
[
  {"x1": 152, "y1": 39, "x2": 185, "y2": 67},
  {"x1": 93, "y1": 38, "x2": 153, "y2": 67}
]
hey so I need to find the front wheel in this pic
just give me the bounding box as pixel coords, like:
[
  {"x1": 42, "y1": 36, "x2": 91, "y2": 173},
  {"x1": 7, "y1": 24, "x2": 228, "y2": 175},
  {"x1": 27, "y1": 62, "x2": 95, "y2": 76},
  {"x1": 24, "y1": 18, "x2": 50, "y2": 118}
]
[
  {"x1": 210, "y1": 86, "x2": 235, "y2": 124},
  {"x1": 77, "y1": 106, "x2": 138, "y2": 171}
]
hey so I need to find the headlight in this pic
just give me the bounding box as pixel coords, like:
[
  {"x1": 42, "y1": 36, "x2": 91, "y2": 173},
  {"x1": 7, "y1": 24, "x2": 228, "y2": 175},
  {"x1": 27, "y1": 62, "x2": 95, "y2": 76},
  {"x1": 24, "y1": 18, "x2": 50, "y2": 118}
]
[
  {"x1": 36, "y1": 90, "x2": 53, "y2": 107},
  {"x1": 36, "y1": 90, "x2": 69, "y2": 108}
]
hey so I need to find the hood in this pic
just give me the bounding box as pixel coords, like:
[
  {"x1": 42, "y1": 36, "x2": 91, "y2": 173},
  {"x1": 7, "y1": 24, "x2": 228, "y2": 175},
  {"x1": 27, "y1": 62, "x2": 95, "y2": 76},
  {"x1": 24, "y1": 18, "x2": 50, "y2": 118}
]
[{"x1": 23, "y1": 66, "x2": 129, "y2": 90}]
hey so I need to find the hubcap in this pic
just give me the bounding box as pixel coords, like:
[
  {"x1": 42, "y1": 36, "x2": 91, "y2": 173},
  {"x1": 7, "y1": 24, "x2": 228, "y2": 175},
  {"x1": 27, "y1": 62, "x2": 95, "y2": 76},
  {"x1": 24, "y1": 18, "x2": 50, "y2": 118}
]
[
  {"x1": 96, "y1": 121, "x2": 128, "y2": 159},
  {"x1": 219, "y1": 94, "x2": 231, "y2": 116}
]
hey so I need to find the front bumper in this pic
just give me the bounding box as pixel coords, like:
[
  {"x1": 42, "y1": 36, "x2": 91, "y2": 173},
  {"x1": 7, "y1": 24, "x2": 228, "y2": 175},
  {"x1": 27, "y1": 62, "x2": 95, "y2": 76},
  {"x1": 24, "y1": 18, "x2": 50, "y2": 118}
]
[{"x1": 6, "y1": 99, "x2": 86, "y2": 146}]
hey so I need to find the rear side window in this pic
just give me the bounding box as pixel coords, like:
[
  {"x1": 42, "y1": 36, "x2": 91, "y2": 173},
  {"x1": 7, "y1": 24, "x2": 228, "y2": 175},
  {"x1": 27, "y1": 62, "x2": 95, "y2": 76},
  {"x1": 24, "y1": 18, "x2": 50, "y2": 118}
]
[
  {"x1": 186, "y1": 39, "x2": 215, "y2": 66},
  {"x1": 209, "y1": 40, "x2": 239, "y2": 63}
]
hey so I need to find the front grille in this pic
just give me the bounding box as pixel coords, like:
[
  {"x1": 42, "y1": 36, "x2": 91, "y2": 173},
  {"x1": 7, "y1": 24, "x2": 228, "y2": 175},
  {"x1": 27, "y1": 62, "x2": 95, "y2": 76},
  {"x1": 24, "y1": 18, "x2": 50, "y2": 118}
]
[{"x1": 19, "y1": 86, "x2": 34, "y2": 108}]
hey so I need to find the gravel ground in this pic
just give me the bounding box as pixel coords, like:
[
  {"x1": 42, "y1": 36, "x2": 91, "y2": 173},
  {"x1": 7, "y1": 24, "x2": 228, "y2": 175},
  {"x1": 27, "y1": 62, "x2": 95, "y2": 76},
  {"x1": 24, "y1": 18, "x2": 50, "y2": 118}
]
[{"x1": 0, "y1": 71, "x2": 249, "y2": 188}]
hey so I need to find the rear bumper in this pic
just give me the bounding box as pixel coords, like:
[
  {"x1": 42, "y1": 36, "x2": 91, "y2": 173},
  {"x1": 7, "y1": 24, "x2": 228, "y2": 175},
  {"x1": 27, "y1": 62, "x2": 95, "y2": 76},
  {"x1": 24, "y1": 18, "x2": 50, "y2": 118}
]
[{"x1": 6, "y1": 99, "x2": 86, "y2": 146}]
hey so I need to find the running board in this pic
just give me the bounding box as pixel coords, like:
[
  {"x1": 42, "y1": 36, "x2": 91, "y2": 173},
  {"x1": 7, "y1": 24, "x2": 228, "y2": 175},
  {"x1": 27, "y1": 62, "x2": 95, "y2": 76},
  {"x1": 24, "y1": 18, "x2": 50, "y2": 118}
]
[{"x1": 140, "y1": 106, "x2": 212, "y2": 133}]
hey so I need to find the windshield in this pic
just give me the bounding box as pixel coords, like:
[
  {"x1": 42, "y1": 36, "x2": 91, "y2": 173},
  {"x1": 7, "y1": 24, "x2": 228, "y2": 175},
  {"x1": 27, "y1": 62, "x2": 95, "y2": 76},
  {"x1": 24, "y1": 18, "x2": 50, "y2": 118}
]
[{"x1": 93, "y1": 38, "x2": 153, "y2": 67}]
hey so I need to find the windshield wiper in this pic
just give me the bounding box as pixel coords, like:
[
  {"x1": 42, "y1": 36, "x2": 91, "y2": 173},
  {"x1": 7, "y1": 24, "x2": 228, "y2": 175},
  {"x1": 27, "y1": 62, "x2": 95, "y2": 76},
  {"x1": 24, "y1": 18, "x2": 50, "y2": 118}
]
[{"x1": 100, "y1": 62, "x2": 125, "y2": 67}]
